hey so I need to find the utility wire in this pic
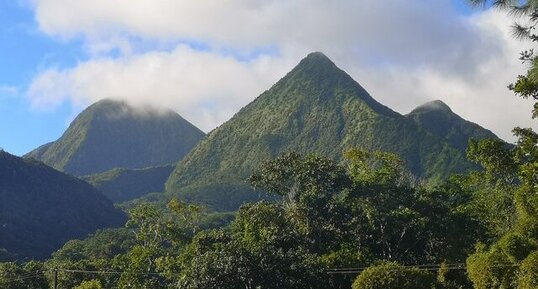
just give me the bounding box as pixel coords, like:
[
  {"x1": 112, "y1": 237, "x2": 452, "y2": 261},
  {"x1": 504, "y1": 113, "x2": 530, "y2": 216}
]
[
  {"x1": 326, "y1": 262, "x2": 520, "y2": 274},
  {"x1": 3, "y1": 271, "x2": 45, "y2": 283},
  {"x1": 46, "y1": 268, "x2": 165, "y2": 276}
]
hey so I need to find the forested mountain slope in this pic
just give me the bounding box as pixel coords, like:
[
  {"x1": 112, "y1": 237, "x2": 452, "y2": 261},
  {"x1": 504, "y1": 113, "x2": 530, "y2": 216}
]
[
  {"x1": 0, "y1": 151, "x2": 126, "y2": 260},
  {"x1": 25, "y1": 99, "x2": 205, "y2": 176}
]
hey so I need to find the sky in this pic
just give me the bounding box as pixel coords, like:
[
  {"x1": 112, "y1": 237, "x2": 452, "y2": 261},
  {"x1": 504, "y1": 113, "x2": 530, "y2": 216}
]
[{"x1": 1, "y1": 0, "x2": 537, "y2": 156}]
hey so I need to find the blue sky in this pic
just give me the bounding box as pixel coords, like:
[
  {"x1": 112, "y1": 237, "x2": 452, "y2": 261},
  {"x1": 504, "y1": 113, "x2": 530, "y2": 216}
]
[
  {"x1": 0, "y1": 1, "x2": 84, "y2": 155},
  {"x1": 0, "y1": 0, "x2": 535, "y2": 156}
]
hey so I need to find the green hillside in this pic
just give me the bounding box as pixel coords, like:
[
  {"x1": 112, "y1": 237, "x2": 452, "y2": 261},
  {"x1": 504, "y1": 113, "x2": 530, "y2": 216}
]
[
  {"x1": 165, "y1": 52, "x2": 496, "y2": 211},
  {"x1": 0, "y1": 151, "x2": 126, "y2": 261},
  {"x1": 83, "y1": 165, "x2": 175, "y2": 203},
  {"x1": 25, "y1": 99, "x2": 205, "y2": 176}
]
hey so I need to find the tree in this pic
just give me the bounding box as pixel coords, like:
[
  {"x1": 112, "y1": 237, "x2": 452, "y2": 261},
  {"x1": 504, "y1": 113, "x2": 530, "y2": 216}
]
[
  {"x1": 250, "y1": 152, "x2": 352, "y2": 253},
  {"x1": 115, "y1": 199, "x2": 206, "y2": 289},
  {"x1": 465, "y1": 2, "x2": 538, "y2": 288},
  {"x1": 517, "y1": 251, "x2": 538, "y2": 288},
  {"x1": 176, "y1": 203, "x2": 325, "y2": 289},
  {"x1": 0, "y1": 262, "x2": 48, "y2": 289},
  {"x1": 352, "y1": 262, "x2": 437, "y2": 289},
  {"x1": 249, "y1": 151, "x2": 480, "y2": 287},
  {"x1": 73, "y1": 279, "x2": 104, "y2": 289}
]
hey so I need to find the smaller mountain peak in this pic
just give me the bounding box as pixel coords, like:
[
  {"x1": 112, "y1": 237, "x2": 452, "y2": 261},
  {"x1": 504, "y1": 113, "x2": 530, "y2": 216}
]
[
  {"x1": 301, "y1": 51, "x2": 334, "y2": 65},
  {"x1": 409, "y1": 100, "x2": 453, "y2": 115},
  {"x1": 305, "y1": 51, "x2": 330, "y2": 60}
]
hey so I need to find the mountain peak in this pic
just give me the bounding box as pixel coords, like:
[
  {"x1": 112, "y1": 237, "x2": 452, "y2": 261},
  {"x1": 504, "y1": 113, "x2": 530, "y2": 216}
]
[
  {"x1": 410, "y1": 100, "x2": 452, "y2": 114},
  {"x1": 264, "y1": 52, "x2": 397, "y2": 117},
  {"x1": 291, "y1": 52, "x2": 338, "y2": 75},
  {"x1": 88, "y1": 98, "x2": 176, "y2": 117},
  {"x1": 90, "y1": 98, "x2": 132, "y2": 110},
  {"x1": 406, "y1": 99, "x2": 498, "y2": 152},
  {"x1": 302, "y1": 51, "x2": 334, "y2": 64}
]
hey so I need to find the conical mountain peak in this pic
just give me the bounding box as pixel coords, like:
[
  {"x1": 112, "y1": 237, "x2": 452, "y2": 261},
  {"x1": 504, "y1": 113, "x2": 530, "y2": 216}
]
[
  {"x1": 305, "y1": 51, "x2": 331, "y2": 60},
  {"x1": 287, "y1": 52, "x2": 346, "y2": 82},
  {"x1": 295, "y1": 52, "x2": 336, "y2": 70},
  {"x1": 255, "y1": 52, "x2": 397, "y2": 117}
]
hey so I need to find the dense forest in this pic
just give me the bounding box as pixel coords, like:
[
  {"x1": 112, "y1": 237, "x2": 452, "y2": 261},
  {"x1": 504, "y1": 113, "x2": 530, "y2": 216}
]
[{"x1": 2, "y1": 141, "x2": 537, "y2": 288}]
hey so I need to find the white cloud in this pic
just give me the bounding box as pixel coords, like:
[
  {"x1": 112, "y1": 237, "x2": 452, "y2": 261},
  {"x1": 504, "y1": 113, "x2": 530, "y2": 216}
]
[
  {"x1": 26, "y1": 0, "x2": 538, "y2": 141},
  {"x1": 28, "y1": 46, "x2": 294, "y2": 131},
  {"x1": 31, "y1": 0, "x2": 494, "y2": 74}
]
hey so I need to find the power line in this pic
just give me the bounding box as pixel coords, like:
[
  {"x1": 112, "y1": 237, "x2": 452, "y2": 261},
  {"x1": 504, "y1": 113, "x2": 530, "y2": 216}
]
[
  {"x1": 46, "y1": 268, "x2": 165, "y2": 276},
  {"x1": 2, "y1": 271, "x2": 45, "y2": 283},
  {"x1": 326, "y1": 262, "x2": 520, "y2": 274}
]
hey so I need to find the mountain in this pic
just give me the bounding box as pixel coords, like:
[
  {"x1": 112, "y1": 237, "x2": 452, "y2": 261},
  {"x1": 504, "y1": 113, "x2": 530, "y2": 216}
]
[
  {"x1": 25, "y1": 99, "x2": 205, "y2": 176},
  {"x1": 406, "y1": 100, "x2": 498, "y2": 152},
  {"x1": 82, "y1": 165, "x2": 175, "y2": 203},
  {"x1": 0, "y1": 150, "x2": 126, "y2": 261},
  {"x1": 165, "y1": 52, "x2": 497, "y2": 211}
]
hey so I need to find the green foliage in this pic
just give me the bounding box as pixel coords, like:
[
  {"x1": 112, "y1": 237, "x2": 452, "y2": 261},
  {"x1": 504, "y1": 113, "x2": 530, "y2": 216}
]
[
  {"x1": 461, "y1": 4, "x2": 538, "y2": 286},
  {"x1": 465, "y1": 135, "x2": 538, "y2": 288},
  {"x1": 113, "y1": 245, "x2": 167, "y2": 289},
  {"x1": 466, "y1": 249, "x2": 517, "y2": 289},
  {"x1": 495, "y1": 233, "x2": 537, "y2": 263},
  {"x1": 164, "y1": 151, "x2": 479, "y2": 288},
  {"x1": 166, "y1": 52, "x2": 491, "y2": 211},
  {"x1": 0, "y1": 151, "x2": 126, "y2": 261},
  {"x1": 43, "y1": 259, "x2": 112, "y2": 289},
  {"x1": 74, "y1": 279, "x2": 104, "y2": 289},
  {"x1": 345, "y1": 149, "x2": 411, "y2": 186},
  {"x1": 352, "y1": 262, "x2": 437, "y2": 289},
  {"x1": 250, "y1": 152, "x2": 349, "y2": 206},
  {"x1": 52, "y1": 228, "x2": 135, "y2": 262},
  {"x1": 0, "y1": 261, "x2": 48, "y2": 289},
  {"x1": 517, "y1": 251, "x2": 538, "y2": 289},
  {"x1": 467, "y1": 139, "x2": 518, "y2": 186},
  {"x1": 25, "y1": 98, "x2": 205, "y2": 176},
  {"x1": 177, "y1": 222, "x2": 324, "y2": 289}
]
